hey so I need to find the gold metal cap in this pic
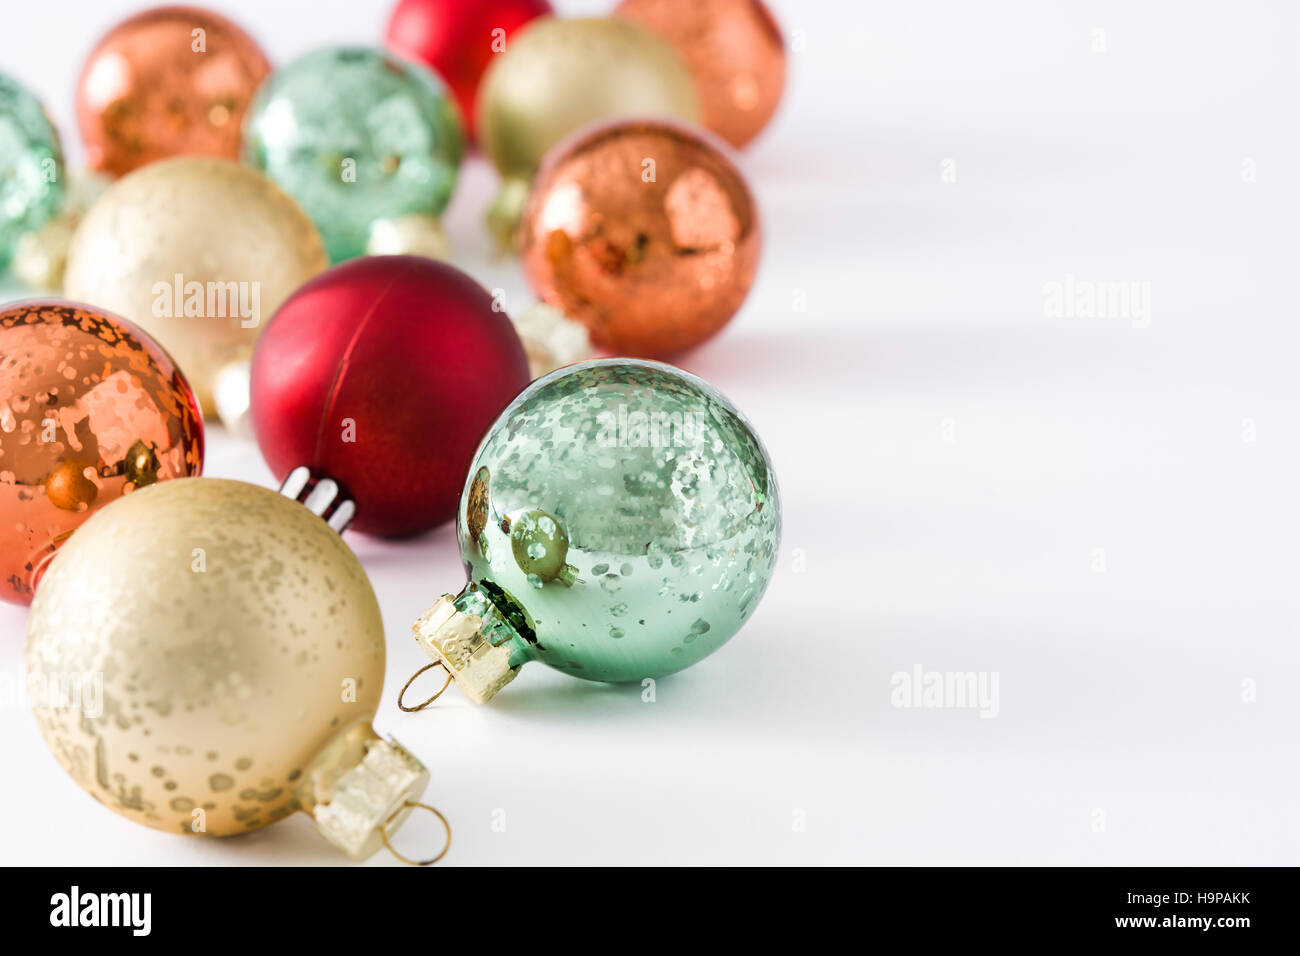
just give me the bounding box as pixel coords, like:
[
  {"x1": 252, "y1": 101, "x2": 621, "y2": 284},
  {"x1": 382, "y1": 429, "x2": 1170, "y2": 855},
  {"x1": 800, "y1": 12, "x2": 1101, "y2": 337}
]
[
  {"x1": 298, "y1": 723, "x2": 430, "y2": 860},
  {"x1": 412, "y1": 595, "x2": 518, "y2": 705}
]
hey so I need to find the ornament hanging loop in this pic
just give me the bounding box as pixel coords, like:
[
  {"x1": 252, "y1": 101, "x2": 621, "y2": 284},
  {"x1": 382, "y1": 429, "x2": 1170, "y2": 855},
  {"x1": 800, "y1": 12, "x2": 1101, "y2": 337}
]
[
  {"x1": 381, "y1": 801, "x2": 451, "y2": 866},
  {"x1": 397, "y1": 660, "x2": 453, "y2": 712}
]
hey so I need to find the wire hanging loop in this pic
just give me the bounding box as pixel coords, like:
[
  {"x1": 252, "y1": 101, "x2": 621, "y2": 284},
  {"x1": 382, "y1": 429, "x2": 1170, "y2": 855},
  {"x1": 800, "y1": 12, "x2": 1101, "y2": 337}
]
[
  {"x1": 381, "y1": 801, "x2": 452, "y2": 866},
  {"x1": 396, "y1": 660, "x2": 453, "y2": 712}
]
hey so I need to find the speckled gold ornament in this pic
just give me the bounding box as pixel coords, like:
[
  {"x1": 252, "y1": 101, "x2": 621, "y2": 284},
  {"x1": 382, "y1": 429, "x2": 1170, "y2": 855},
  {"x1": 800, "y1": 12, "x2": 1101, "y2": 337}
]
[
  {"x1": 520, "y1": 119, "x2": 760, "y2": 356},
  {"x1": 63, "y1": 157, "x2": 328, "y2": 413},
  {"x1": 616, "y1": 0, "x2": 787, "y2": 148},
  {"x1": 476, "y1": 16, "x2": 698, "y2": 247},
  {"x1": 26, "y1": 478, "x2": 436, "y2": 860},
  {"x1": 0, "y1": 302, "x2": 203, "y2": 606}
]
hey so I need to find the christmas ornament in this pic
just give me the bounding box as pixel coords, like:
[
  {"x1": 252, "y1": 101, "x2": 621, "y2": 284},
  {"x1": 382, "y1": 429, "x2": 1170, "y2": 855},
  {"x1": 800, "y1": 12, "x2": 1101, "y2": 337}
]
[
  {"x1": 476, "y1": 16, "x2": 698, "y2": 248},
  {"x1": 384, "y1": 0, "x2": 552, "y2": 143},
  {"x1": 76, "y1": 5, "x2": 270, "y2": 178},
  {"x1": 0, "y1": 72, "x2": 64, "y2": 273},
  {"x1": 27, "y1": 477, "x2": 450, "y2": 864},
  {"x1": 0, "y1": 302, "x2": 203, "y2": 606},
  {"x1": 402, "y1": 359, "x2": 780, "y2": 706},
  {"x1": 10, "y1": 170, "x2": 108, "y2": 291},
  {"x1": 520, "y1": 119, "x2": 760, "y2": 357},
  {"x1": 616, "y1": 0, "x2": 786, "y2": 149},
  {"x1": 63, "y1": 157, "x2": 328, "y2": 414},
  {"x1": 250, "y1": 256, "x2": 530, "y2": 538},
  {"x1": 243, "y1": 46, "x2": 463, "y2": 264}
]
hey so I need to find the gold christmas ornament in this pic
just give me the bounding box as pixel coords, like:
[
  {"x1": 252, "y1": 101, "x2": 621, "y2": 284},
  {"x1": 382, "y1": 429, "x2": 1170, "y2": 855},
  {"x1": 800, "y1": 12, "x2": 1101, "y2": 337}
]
[
  {"x1": 476, "y1": 16, "x2": 699, "y2": 248},
  {"x1": 63, "y1": 157, "x2": 328, "y2": 414},
  {"x1": 27, "y1": 477, "x2": 447, "y2": 863}
]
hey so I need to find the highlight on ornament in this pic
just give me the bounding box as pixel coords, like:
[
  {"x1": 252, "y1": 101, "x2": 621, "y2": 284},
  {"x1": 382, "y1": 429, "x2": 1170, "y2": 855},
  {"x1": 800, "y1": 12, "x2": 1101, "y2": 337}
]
[
  {"x1": 242, "y1": 45, "x2": 464, "y2": 263},
  {"x1": 399, "y1": 359, "x2": 781, "y2": 708},
  {"x1": 0, "y1": 301, "x2": 204, "y2": 605},
  {"x1": 26, "y1": 477, "x2": 450, "y2": 864}
]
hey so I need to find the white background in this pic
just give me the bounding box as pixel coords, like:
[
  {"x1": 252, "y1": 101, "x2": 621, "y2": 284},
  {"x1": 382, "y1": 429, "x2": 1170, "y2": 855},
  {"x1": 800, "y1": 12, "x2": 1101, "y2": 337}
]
[{"x1": 2, "y1": 0, "x2": 1298, "y2": 865}]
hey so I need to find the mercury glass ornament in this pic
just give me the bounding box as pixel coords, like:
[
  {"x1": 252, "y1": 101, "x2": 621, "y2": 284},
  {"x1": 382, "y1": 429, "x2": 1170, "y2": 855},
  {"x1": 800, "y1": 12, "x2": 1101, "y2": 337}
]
[
  {"x1": 243, "y1": 46, "x2": 464, "y2": 263},
  {"x1": 0, "y1": 302, "x2": 203, "y2": 606},
  {"x1": 27, "y1": 478, "x2": 447, "y2": 863},
  {"x1": 0, "y1": 72, "x2": 64, "y2": 273},
  {"x1": 75, "y1": 6, "x2": 270, "y2": 177},
  {"x1": 408, "y1": 359, "x2": 780, "y2": 705}
]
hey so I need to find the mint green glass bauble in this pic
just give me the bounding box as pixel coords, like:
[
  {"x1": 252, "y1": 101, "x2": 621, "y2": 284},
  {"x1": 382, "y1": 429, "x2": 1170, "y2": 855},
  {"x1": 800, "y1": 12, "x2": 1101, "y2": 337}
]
[
  {"x1": 242, "y1": 47, "x2": 462, "y2": 262},
  {"x1": 411, "y1": 359, "x2": 780, "y2": 704},
  {"x1": 0, "y1": 73, "x2": 64, "y2": 272}
]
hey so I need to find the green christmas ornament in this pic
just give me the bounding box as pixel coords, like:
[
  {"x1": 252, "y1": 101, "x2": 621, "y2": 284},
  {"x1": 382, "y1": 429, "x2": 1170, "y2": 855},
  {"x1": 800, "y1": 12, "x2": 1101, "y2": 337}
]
[
  {"x1": 405, "y1": 359, "x2": 780, "y2": 706},
  {"x1": 242, "y1": 46, "x2": 462, "y2": 263},
  {"x1": 0, "y1": 72, "x2": 64, "y2": 272}
]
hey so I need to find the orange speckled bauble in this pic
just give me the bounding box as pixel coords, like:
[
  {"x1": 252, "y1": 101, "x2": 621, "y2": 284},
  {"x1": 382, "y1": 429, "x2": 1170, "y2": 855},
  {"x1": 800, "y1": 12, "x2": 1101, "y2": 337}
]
[
  {"x1": 0, "y1": 302, "x2": 203, "y2": 605},
  {"x1": 520, "y1": 119, "x2": 760, "y2": 357},
  {"x1": 76, "y1": 5, "x2": 270, "y2": 177},
  {"x1": 616, "y1": 0, "x2": 786, "y2": 149}
]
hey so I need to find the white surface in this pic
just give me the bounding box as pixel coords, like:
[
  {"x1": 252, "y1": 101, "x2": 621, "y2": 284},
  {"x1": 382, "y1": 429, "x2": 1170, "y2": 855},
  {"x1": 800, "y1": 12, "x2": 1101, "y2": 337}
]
[{"x1": 2, "y1": 0, "x2": 1298, "y2": 865}]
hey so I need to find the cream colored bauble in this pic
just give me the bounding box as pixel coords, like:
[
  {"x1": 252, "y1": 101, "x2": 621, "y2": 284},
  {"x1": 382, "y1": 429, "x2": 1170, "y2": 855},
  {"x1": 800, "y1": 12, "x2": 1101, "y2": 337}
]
[
  {"x1": 63, "y1": 157, "x2": 328, "y2": 413},
  {"x1": 26, "y1": 477, "x2": 435, "y2": 861}
]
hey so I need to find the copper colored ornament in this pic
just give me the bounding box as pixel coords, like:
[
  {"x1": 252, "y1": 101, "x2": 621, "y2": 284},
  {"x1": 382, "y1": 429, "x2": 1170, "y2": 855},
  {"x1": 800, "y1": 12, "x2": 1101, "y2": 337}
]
[
  {"x1": 76, "y1": 5, "x2": 270, "y2": 177},
  {"x1": 0, "y1": 302, "x2": 204, "y2": 606},
  {"x1": 520, "y1": 119, "x2": 760, "y2": 357},
  {"x1": 616, "y1": 0, "x2": 786, "y2": 149}
]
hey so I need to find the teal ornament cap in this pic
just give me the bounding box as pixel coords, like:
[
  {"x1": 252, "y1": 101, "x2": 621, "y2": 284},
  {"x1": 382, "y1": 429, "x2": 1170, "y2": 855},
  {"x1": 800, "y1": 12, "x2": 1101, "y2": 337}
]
[
  {"x1": 0, "y1": 72, "x2": 64, "y2": 272},
  {"x1": 411, "y1": 359, "x2": 780, "y2": 703},
  {"x1": 242, "y1": 46, "x2": 463, "y2": 262}
]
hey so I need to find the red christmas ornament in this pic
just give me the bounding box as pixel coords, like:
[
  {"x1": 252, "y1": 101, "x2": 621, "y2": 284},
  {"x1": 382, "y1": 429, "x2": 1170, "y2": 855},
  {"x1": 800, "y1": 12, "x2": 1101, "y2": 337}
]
[
  {"x1": 385, "y1": 0, "x2": 553, "y2": 143},
  {"x1": 250, "y1": 256, "x2": 530, "y2": 538}
]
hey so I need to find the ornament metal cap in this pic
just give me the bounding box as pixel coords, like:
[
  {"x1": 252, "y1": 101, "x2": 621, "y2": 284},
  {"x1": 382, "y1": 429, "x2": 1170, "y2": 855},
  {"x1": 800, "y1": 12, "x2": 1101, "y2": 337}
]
[
  {"x1": 279, "y1": 466, "x2": 357, "y2": 532},
  {"x1": 408, "y1": 593, "x2": 520, "y2": 706},
  {"x1": 296, "y1": 722, "x2": 447, "y2": 863}
]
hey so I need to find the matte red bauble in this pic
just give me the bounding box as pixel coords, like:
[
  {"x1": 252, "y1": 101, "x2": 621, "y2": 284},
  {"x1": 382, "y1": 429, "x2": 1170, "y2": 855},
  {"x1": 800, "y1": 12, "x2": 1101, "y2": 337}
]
[
  {"x1": 250, "y1": 256, "x2": 530, "y2": 538},
  {"x1": 385, "y1": 0, "x2": 552, "y2": 142}
]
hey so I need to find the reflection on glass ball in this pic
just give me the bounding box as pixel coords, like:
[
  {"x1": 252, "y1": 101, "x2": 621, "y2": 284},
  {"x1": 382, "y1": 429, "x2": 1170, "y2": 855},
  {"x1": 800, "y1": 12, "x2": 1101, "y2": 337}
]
[{"x1": 0, "y1": 302, "x2": 203, "y2": 605}]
